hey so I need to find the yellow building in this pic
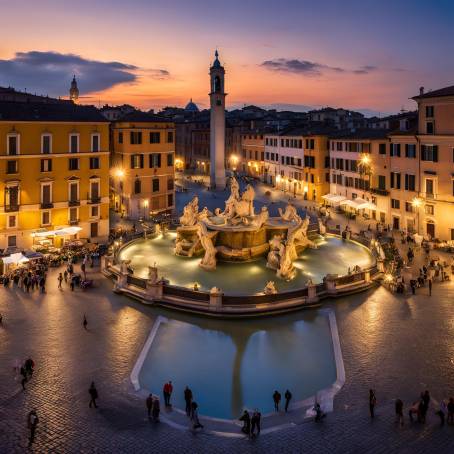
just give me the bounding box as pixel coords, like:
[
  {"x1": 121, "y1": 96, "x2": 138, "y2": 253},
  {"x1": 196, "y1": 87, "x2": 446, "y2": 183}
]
[
  {"x1": 0, "y1": 101, "x2": 110, "y2": 250},
  {"x1": 111, "y1": 112, "x2": 175, "y2": 219},
  {"x1": 239, "y1": 132, "x2": 265, "y2": 178}
]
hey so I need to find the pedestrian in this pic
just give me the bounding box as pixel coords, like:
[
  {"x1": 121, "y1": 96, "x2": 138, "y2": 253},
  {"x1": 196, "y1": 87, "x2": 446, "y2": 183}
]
[
  {"x1": 395, "y1": 399, "x2": 404, "y2": 426},
  {"x1": 369, "y1": 389, "x2": 377, "y2": 418},
  {"x1": 447, "y1": 397, "x2": 454, "y2": 424},
  {"x1": 152, "y1": 397, "x2": 160, "y2": 422},
  {"x1": 239, "y1": 410, "x2": 250, "y2": 435},
  {"x1": 428, "y1": 278, "x2": 432, "y2": 296},
  {"x1": 436, "y1": 399, "x2": 447, "y2": 426},
  {"x1": 184, "y1": 386, "x2": 193, "y2": 416},
  {"x1": 83, "y1": 314, "x2": 88, "y2": 330},
  {"x1": 63, "y1": 269, "x2": 68, "y2": 282},
  {"x1": 191, "y1": 402, "x2": 203, "y2": 430},
  {"x1": 146, "y1": 394, "x2": 153, "y2": 418},
  {"x1": 314, "y1": 402, "x2": 325, "y2": 422},
  {"x1": 251, "y1": 409, "x2": 261, "y2": 436},
  {"x1": 284, "y1": 389, "x2": 292, "y2": 412},
  {"x1": 422, "y1": 390, "x2": 430, "y2": 421},
  {"x1": 58, "y1": 273, "x2": 63, "y2": 289},
  {"x1": 27, "y1": 410, "x2": 39, "y2": 446},
  {"x1": 0, "y1": 313, "x2": 2, "y2": 325},
  {"x1": 20, "y1": 365, "x2": 27, "y2": 390},
  {"x1": 25, "y1": 357, "x2": 34, "y2": 378},
  {"x1": 39, "y1": 276, "x2": 45, "y2": 293},
  {"x1": 273, "y1": 390, "x2": 281, "y2": 412},
  {"x1": 163, "y1": 381, "x2": 173, "y2": 407},
  {"x1": 70, "y1": 276, "x2": 75, "y2": 291},
  {"x1": 88, "y1": 382, "x2": 98, "y2": 408},
  {"x1": 81, "y1": 262, "x2": 86, "y2": 279}
]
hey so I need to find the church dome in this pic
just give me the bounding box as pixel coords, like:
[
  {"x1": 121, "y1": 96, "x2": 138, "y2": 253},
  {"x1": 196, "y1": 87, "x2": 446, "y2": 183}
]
[{"x1": 185, "y1": 98, "x2": 199, "y2": 113}]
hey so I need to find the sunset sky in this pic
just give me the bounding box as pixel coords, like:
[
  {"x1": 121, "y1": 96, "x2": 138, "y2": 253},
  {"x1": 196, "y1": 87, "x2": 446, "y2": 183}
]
[{"x1": 0, "y1": 0, "x2": 452, "y2": 115}]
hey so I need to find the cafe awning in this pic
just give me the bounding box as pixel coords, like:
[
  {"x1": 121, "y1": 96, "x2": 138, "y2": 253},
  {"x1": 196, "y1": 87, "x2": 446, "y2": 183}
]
[
  {"x1": 32, "y1": 226, "x2": 82, "y2": 238},
  {"x1": 322, "y1": 194, "x2": 347, "y2": 204},
  {"x1": 340, "y1": 198, "x2": 376, "y2": 210},
  {"x1": 2, "y1": 252, "x2": 29, "y2": 265}
]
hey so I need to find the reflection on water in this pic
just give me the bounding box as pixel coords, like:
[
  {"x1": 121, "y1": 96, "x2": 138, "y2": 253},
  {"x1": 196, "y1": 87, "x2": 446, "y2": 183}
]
[
  {"x1": 119, "y1": 234, "x2": 374, "y2": 295},
  {"x1": 138, "y1": 310, "x2": 337, "y2": 419}
]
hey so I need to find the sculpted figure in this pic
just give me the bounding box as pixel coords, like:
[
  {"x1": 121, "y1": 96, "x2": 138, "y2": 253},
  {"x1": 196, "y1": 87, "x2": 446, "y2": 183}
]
[
  {"x1": 264, "y1": 281, "x2": 277, "y2": 295},
  {"x1": 278, "y1": 202, "x2": 300, "y2": 223},
  {"x1": 196, "y1": 222, "x2": 217, "y2": 270},
  {"x1": 244, "y1": 206, "x2": 269, "y2": 229},
  {"x1": 179, "y1": 196, "x2": 199, "y2": 226},
  {"x1": 277, "y1": 242, "x2": 296, "y2": 281},
  {"x1": 266, "y1": 235, "x2": 283, "y2": 270},
  {"x1": 148, "y1": 265, "x2": 158, "y2": 284}
]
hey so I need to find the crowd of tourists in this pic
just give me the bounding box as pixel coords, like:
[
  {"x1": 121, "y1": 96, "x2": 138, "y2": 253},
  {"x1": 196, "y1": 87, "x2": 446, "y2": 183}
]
[{"x1": 0, "y1": 260, "x2": 48, "y2": 293}]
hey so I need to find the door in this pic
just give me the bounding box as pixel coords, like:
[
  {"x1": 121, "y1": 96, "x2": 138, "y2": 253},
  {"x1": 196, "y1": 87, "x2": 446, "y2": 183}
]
[
  {"x1": 393, "y1": 216, "x2": 400, "y2": 230},
  {"x1": 426, "y1": 222, "x2": 435, "y2": 239},
  {"x1": 90, "y1": 222, "x2": 98, "y2": 238}
]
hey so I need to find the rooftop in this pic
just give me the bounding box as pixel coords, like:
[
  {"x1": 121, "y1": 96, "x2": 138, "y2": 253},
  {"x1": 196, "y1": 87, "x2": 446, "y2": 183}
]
[
  {"x1": 412, "y1": 85, "x2": 454, "y2": 100},
  {"x1": 0, "y1": 101, "x2": 108, "y2": 122},
  {"x1": 329, "y1": 128, "x2": 390, "y2": 140},
  {"x1": 116, "y1": 111, "x2": 172, "y2": 123}
]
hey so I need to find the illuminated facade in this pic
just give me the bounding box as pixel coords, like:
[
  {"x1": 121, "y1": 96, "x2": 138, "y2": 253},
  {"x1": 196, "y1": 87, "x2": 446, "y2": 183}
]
[
  {"x1": 239, "y1": 132, "x2": 265, "y2": 177},
  {"x1": 0, "y1": 101, "x2": 110, "y2": 250},
  {"x1": 111, "y1": 112, "x2": 175, "y2": 219}
]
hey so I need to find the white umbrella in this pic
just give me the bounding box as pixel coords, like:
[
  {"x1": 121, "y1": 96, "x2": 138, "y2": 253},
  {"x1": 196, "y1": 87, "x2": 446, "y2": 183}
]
[{"x1": 3, "y1": 253, "x2": 29, "y2": 265}]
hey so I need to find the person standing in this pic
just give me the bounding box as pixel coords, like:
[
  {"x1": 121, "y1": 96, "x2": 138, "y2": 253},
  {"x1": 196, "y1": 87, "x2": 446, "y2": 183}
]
[
  {"x1": 64, "y1": 269, "x2": 68, "y2": 283},
  {"x1": 239, "y1": 410, "x2": 250, "y2": 435},
  {"x1": 369, "y1": 389, "x2": 377, "y2": 418},
  {"x1": 284, "y1": 389, "x2": 292, "y2": 412},
  {"x1": 436, "y1": 399, "x2": 447, "y2": 426},
  {"x1": 184, "y1": 386, "x2": 193, "y2": 416},
  {"x1": 58, "y1": 273, "x2": 63, "y2": 289},
  {"x1": 428, "y1": 278, "x2": 433, "y2": 296},
  {"x1": 251, "y1": 409, "x2": 261, "y2": 436},
  {"x1": 20, "y1": 365, "x2": 27, "y2": 390},
  {"x1": 191, "y1": 402, "x2": 203, "y2": 430},
  {"x1": 146, "y1": 394, "x2": 153, "y2": 418},
  {"x1": 447, "y1": 397, "x2": 454, "y2": 424},
  {"x1": 273, "y1": 390, "x2": 281, "y2": 412},
  {"x1": 395, "y1": 399, "x2": 404, "y2": 426},
  {"x1": 152, "y1": 397, "x2": 160, "y2": 422},
  {"x1": 83, "y1": 314, "x2": 88, "y2": 330},
  {"x1": 27, "y1": 410, "x2": 39, "y2": 446},
  {"x1": 89, "y1": 382, "x2": 98, "y2": 408},
  {"x1": 163, "y1": 381, "x2": 173, "y2": 407}
]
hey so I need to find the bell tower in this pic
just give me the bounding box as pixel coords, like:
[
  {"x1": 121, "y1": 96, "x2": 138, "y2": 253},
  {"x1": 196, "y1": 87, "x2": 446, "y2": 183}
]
[
  {"x1": 209, "y1": 50, "x2": 226, "y2": 189},
  {"x1": 69, "y1": 75, "x2": 79, "y2": 103}
]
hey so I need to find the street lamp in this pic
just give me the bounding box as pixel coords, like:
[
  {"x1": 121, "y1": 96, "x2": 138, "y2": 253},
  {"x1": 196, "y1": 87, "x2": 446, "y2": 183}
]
[
  {"x1": 113, "y1": 168, "x2": 125, "y2": 214},
  {"x1": 411, "y1": 197, "x2": 422, "y2": 235},
  {"x1": 229, "y1": 154, "x2": 239, "y2": 171},
  {"x1": 143, "y1": 199, "x2": 149, "y2": 221},
  {"x1": 275, "y1": 174, "x2": 281, "y2": 190}
]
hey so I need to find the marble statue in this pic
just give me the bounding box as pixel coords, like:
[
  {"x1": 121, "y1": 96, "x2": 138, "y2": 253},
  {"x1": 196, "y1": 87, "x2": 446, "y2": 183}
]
[
  {"x1": 179, "y1": 196, "x2": 199, "y2": 226},
  {"x1": 318, "y1": 218, "x2": 326, "y2": 235},
  {"x1": 266, "y1": 235, "x2": 283, "y2": 270},
  {"x1": 264, "y1": 281, "x2": 277, "y2": 294},
  {"x1": 278, "y1": 202, "x2": 299, "y2": 223},
  {"x1": 230, "y1": 176, "x2": 240, "y2": 200},
  {"x1": 286, "y1": 216, "x2": 317, "y2": 260},
  {"x1": 197, "y1": 221, "x2": 217, "y2": 270},
  {"x1": 210, "y1": 286, "x2": 222, "y2": 294},
  {"x1": 276, "y1": 242, "x2": 296, "y2": 281},
  {"x1": 244, "y1": 206, "x2": 269, "y2": 229},
  {"x1": 148, "y1": 265, "x2": 158, "y2": 284}
]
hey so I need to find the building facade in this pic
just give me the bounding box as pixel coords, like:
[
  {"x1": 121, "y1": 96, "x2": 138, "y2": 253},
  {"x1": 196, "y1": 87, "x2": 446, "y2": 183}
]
[
  {"x1": 111, "y1": 112, "x2": 175, "y2": 219},
  {"x1": 239, "y1": 132, "x2": 265, "y2": 178},
  {"x1": 0, "y1": 101, "x2": 110, "y2": 250}
]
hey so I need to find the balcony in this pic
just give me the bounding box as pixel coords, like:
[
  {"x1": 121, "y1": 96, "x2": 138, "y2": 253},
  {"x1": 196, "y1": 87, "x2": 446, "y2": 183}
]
[
  {"x1": 40, "y1": 202, "x2": 54, "y2": 209},
  {"x1": 88, "y1": 196, "x2": 101, "y2": 204},
  {"x1": 69, "y1": 219, "x2": 79, "y2": 225},
  {"x1": 370, "y1": 187, "x2": 390, "y2": 196},
  {"x1": 68, "y1": 199, "x2": 80, "y2": 207},
  {"x1": 4, "y1": 204, "x2": 19, "y2": 212}
]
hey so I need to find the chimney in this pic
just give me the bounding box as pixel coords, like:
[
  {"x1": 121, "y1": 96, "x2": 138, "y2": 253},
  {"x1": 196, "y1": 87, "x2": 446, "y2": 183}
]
[{"x1": 419, "y1": 86, "x2": 424, "y2": 96}]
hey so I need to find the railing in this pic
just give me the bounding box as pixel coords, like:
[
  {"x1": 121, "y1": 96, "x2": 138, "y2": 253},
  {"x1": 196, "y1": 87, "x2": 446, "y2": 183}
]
[
  {"x1": 370, "y1": 187, "x2": 390, "y2": 196},
  {"x1": 163, "y1": 285, "x2": 211, "y2": 302},
  {"x1": 68, "y1": 199, "x2": 80, "y2": 207},
  {"x1": 69, "y1": 219, "x2": 79, "y2": 225},
  {"x1": 127, "y1": 274, "x2": 147, "y2": 289},
  {"x1": 4, "y1": 204, "x2": 19, "y2": 212},
  {"x1": 223, "y1": 286, "x2": 309, "y2": 306},
  {"x1": 40, "y1": 202, "x2": 54, "y2": 209},
  {"x1": 335, "y1": 272, "x2": 365, "y2": 286},
  {"x1": 88, "y1": 197, "x2": 101, "y2": 204}
]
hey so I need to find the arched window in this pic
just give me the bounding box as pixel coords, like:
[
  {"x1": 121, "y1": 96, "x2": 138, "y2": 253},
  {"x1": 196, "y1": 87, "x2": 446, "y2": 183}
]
[
  {"x1": 134, "y1": 179, "x2": 141, "y2": 194},
  {"x1": 214, "y1": 76, "x2": 221, "y2": 93}
]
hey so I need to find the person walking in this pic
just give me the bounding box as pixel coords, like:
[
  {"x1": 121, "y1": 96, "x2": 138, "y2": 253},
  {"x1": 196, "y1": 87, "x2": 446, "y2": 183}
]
[
  {"x1": 428, "y1": 278, "x2": 433, "y2": 296},
  {"x1": 369, "y1": 389, "x2": 377, "y2": 418},
  {"x1": 88, "y1": 382, "x2": 98, "y2": 408},
  {"x1": 24, "y1": 357, "x2": 34, "y2": 378},
  {"x1": 27, "y1": 410, "x2": 39, "y2": 446},
  {"x1": 395, "y1": 399, "x2": 404, "y2": 426},
  {"x1": 146, "y1": 394, "x2": 153, "y2": 418},
  {"x1": 58, "y1": 273, "x2": 63, "y2": 289},
  {"x1": 436, "y1": 399, "x2": 447, "y2": 426},
  {"x1": 83, "y1": 314, "x2": 88, "y2": 330},
  {"x1": 447, "y1": 397, "x2": 454, "y2": 424},
  {"x1": 191, "y1": 402, "x2": 203, "y2": 430},
  {"x1": 163, "y1": 381, "x2": 173, "y2": 407},
  {"x1": 284, "y1": 389, "x2": 292, "y2": 412},
  {"x1": 20, "y1": 365, "x2": 27, "y2": 390},
  {"x1": 70, "y1": 276, "x2": 75, "y2": 291},
  {"x1": 0, "y1": 313, "x2": 3, "y2": 325},
  {"x1": 63, "y1": 269, "x2": 68, "y2": 283},
  {"x1": 184, "y1": 386, "x2": 193, "y2": 416},
  {"x1": 152, "y1": 397, "x2": 160, "y2": 422},
  {"x1": 273, "y1": 390, "x2": 281, "y2": 412},
  {"x1": 239, "y1": 410, "x2": 251, "y2": 435},
  {"x1": 251, "y1": 409, "x2": 261, "y2": 437}
]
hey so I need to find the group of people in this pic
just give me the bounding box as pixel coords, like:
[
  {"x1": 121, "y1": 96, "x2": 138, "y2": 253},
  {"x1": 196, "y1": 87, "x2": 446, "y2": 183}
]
[
  {"x1": 272, "y1": 389, "x2": 293, "y2": 412},
  {"x1": 0, "y1": 263, "x2": 47, "y2": 293},
  {"x1": 16, "y1": 357, "x2": 35, "y2": 390},
  {"x1": 239, "y1": 409, "x2": 262, "y2": 437}
]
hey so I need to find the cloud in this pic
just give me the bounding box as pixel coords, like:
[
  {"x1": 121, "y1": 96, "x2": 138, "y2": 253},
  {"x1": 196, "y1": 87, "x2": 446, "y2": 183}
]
[
  {"x1": 0, "y1": 51, "x2": 170, "y2": 96},
  {"x1": 260, "y1": 58, "x2": 378, "y2": 76}
]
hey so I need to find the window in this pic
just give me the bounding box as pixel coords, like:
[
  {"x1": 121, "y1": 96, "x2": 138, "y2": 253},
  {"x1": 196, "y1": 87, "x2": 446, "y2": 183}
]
[
  {"x1": 134, "y1": 179, "x2": 141, "y2": 194},
  {"x1": 425, "y1": 204, "x2": 434, "y2": 215},
  {"x1": 41, "y1": 184, "x2": 52, "y2": 205},
  {"x1": 378, "y1": 175, "x2": 386, "y2": 190},
  {"x1": 91, "y1": 134, "x2": 100, "y2": 152},
  {"x1": 6, "y1": 185, "x2": 19, "y2": 208},
  {"x1": 379, "y1": 143, "x2": 386, "y2": 155},
  {"x1": 90, "y1": 205, "x2": 99, "y2": 218},
  {"x1": 421, "y1": 145, "x2": 438, "y2": 162},
  {"x1": 425, "y1": 179, "x2": 434, "y2": 197},
  {"x1": 41, "y1": 159, "x2": 52, "y2": 172},
  {"x1": 149, "y1": 153, "x2": 161, "y2": 168},
  {"x1": 69, "y1": 182, "x2": 79, "y2": 202},
  {"x1": 90, "y1": 181, "x2": 100, "y2": 201},
  {"x1": 167, "y1": 178, "x2": 174, "y2": 191},
  {"x1": 8, "y1": 215, "x2": 17, "y2": 228},
  {"x1": 167, "y1": 153, "x2": 174, "y2": 166},
  {"x1": 7, "y1": 135, "x2": 18, "y2": 155},
  {"x1": 405, "y1": 144, "x2": 416, "y2": 158},
  {"x1": 404, "y1": 174, "x2": 416, "y2": 191},
  {"x1": 89, "y1": 157, "x2": 100, "y2": 169},
  {"x1": 41, "y1": 211, "x2": 51, "y2": 226},
  {"x1": 426, "y1": 122, "x2": 434, "y2": 134},
  {"x1": 69, "y1": 134, "x2": 79, "y2": 153},
  {"x1": 130, "y1": 154, "x2": 144, "y2": 169},
  {"x1": 391, "y1": 199, "x2": 400, "y2": 209},
  {"x1": 130, "y1": 131, "x2": 142, "y2": 144},
  {"x1": 150, "y1": 132, "x2": 161, "y2": 144},
  {"x1": 390, "y1": 172, "x2": 401, "y2": 189},
  {"x1": 68, "y1": 158, "x2": 79, "y2": 170},
  {"x1": 325, "y1": 172, "x2": 330, "y2": 182},
  {"x1": 390, "y1": 143, "x2": 401, "y2": 157},
  {"x1": 118, "y1": 132, "x2": 123, "y2": 144},
  {"x1": 6, "y1": 160, "x2": 18, "y2": 174},
  {"x1": 167, "y1": 131, "x2": 174, "y2": 143},
  {"x1": 426, "y1": 105, "x2": 434, "y2": 118},
  {"x1": 168, "y1": 193, "x2": 174, "y2": 207},
  {"x1": 7, "y1": 236, "x2": 16, "y2": 248},
  {"x1": 405, "y1": 202, "x2": 414, "y2": 213},
  {"x1": 90, "y1": 222, "x2": 98, "y2": 238},
  {"x1": 69, "y1": 207, "x2": 78, "y2": 222},
  {"x1": 41, "y1": 134, "x2": 51, "y2": 154},
  {"x1": 152, "y1": 178, "x2": 160, "y2": 192}
]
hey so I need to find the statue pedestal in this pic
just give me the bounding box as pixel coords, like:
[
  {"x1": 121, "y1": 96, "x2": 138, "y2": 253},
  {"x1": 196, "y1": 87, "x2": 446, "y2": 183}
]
[
  {"x1": 307, "y1": 283, "x2": 319, "y2": 303},
  {"x1": 324, "y1": 274, "x2": 338, "y2": 295},
  {"x1": 147, "y1": 281, "x2": 163, "y2": 301},
  {"x1": 209, "y1": 290, "x2": 223, "y2": 310}
]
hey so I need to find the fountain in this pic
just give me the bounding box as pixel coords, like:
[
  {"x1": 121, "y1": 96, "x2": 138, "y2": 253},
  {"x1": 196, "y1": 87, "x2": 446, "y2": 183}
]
[{"x1": 175, "y1": 177, "x2": 317, "y2": 279}]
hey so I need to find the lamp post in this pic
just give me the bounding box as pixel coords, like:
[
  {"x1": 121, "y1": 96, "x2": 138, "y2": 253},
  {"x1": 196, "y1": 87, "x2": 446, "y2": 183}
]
[
  {"x1": 275, "y1": 174, "x2": 281, "y2": 191},
  {"x1": 229, "y1": 154, "x2": 239, "y2": 172},
  {"x1": 143, "y1": 199, "x2": 149, "y2": 221},
  {"x1": 411, "y1": 197, "x2": 422, "y2": 235},
  {"x1": 114, "y1": 168, "x2": 125, "y2": 215}
]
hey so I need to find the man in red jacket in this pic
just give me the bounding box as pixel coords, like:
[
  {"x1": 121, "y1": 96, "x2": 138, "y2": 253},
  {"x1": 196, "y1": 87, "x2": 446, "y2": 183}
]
[{"x1": 163, "y1": 381, "x2": 173, "y2": 407}]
